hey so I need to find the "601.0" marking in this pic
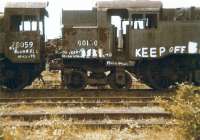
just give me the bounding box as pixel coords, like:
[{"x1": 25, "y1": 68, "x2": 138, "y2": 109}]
[{"x1": 77, "y1": 40, "x2": 98, "y2": 47}]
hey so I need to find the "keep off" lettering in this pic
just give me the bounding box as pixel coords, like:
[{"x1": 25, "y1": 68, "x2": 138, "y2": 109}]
[{"x1": 135, "y1": 46, "x2": 187, "y2": 58}]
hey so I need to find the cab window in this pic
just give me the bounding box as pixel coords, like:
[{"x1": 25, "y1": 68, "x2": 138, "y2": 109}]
[
  {"x1": 10, "y1": 15, "x2": 43, "y2": 34},
  {"x1": 131, "y1": 13, "x2": 158, "y2": 29},
  {"x1": 24, "y1": 15, "x2": 37, "y2": 31},
  {"x1": 10, "y1": 15, "x2": 22, "y2": 31}
]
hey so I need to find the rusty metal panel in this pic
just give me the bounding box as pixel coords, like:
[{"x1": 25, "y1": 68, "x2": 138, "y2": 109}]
[
  {"x1": 0, "y1": 33, "x2": 5, "y2": 54},
  {"x1": 5, "y1": 2, "x2": 48, "y2": 9},
  {"x1": 161, "y1": 8, "x2": 200, "y2": 21},
  {"x1": 192, "y1": 8, "x2": 200, "y2": 20},
  {"x1": 5, "y1": 8, "x2": 41, "y2": 16},
  {"x1": 129, "y1": 21, "x2": 200, "y2": 59},
  {"x1": 161, "y1": 9, "x2": 176, "y2": 21},
  {"x1": 0, "y1": 16, "x2": 3, "y2": 32},
  {"x1": 97, "y1": 0, "x2": 162, "y2": 11},
  {"x1": 62, "y1": 27, "x2": 112, "y2": 58},
  {"x1": 5, "y1": 32, "x2": 41, "y2": 63},
  {"x1": 62, "y1": 10, "x2": 97, "y2": 26},
  {"x1": 97, "y1": 11, "x2": 108, "y2": 27}
]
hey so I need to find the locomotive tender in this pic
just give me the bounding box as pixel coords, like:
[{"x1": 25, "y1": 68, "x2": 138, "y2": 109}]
[
  {"x1": 61, "y1": 0, "x2": 200, "y2": 90},
  {"x1": 0, "y1": 2, "x2": 48, "y2": 91}
]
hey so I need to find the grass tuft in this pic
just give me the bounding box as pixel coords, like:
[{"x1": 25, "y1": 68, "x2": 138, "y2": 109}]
[{"x1": 157, "y1": 85, "x2": 200, "y2": 140}]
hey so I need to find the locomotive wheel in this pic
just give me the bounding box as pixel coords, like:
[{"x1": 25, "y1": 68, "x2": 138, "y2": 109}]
[
  {"x1": 125, "y1": 73, "x2": 133, "y2": 89},
  {"x1": 193, "y1": 70, "x2": 200, "y2": 86},
  {"x1": 66, "y1": 71, "x2": 86, "y2": 91},
  {"x1": 146, "y1": 63, "x2": 171, "y2": 90},
  {"x1": 4, "y1": 69, "x2": 30, "y2": 92},
  {"x1": 109, "y1": 72, "x2": 132, "y2": 90}
]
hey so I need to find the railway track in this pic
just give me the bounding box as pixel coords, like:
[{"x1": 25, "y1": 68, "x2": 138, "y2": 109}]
[
  {"x1": 0, "y1": 88, "x2": 174, "y2": 97},
  {"x1": 0, "y1": 89, "x2": 173, "y2": 128},
  {"x1": 0, "y1": 96, "x2": 166, "y2": 107},
  {"x1": 0, "y1": 101, "x2": 159, "y2": 107},
  {"x1": 0, "y1": 110, "x2": 171, "y2": 121}
]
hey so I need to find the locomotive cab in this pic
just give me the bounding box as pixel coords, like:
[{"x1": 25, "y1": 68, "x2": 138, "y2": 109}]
[
  {"x1": 0, "y1": 2, "x2": 48, "y2": 91},
  {"x1": 4, "y1": 2, "x2": 48, "y2": 63}
]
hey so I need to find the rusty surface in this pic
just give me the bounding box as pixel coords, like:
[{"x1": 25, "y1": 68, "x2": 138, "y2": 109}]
[
  {"x1": 5, "y1": 2, "x2": 48, "y2": 9},
  {"x1": 161, "y1": 8, "x2": 200, "y2": 21},
  {"x1": 0, "y1": 111, "x2": 171, "y2": 121},
  {"x1": 5, "y1": 32, "x2": 41, "y2": 63},
  {"x1": 0, "y1": 16, "x2": 3, "y2": 32},
  {"x1": 0, "y1": 97, "x2": 163, "y2": 102},
  {"x1": 129, "y1": 21, "x2": 200, "y2": 59},
  {"x1": 62, "y1": 10, "x2": 97, "y2": 26},
  {"x1": 2, "y1": 4, "x2": 47, "y2": 63},
  {"x1": 98, "y1": 28, "x2": 107, "y2": 42},
  {"x1": 96, "y1": 0, "x2": 162, "y2": 10},
  {"x1": 0, "y1": 90, "x2": 170, "y2": 107},
  {"x1": 0, "y1": 101, "x2": 160, "y2": 107},
  {"x1": 0, "y1": 88, "x2": 173, "y2": 98},
  {"x1": 62, "y1": 27, "x2": 111, "y2": 57},
  {"x1": 0, "y1": 33, "x2": 5, "y2": 54}
]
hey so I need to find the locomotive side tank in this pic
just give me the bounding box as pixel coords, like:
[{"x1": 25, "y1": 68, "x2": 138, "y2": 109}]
[{"x1": 0, "y1": 2, "x2": 48, "y2": 91}]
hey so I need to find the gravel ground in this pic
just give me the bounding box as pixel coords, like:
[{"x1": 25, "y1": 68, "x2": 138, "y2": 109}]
[
  {"x1": 0, "y1": 124, "x2": 183, "y2": 140},
  {"x1": 0, "y1": 118, "x2": 175, "y2": 128}
]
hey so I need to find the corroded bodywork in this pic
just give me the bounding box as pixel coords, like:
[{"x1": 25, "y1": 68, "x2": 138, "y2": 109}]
[
  {"x1": 0, "y1": 2, "x2": 48, "y2": 91},
  {"x1": 0, "y1": 15, "x2": 4, "y2": 55},
  {"x1": 62, "y1": 9, "x2": 113, "y2": 59},
  {"x1": 129, "y1": 21, "x2": 200, "y2": 59},
  {"x1": 61, "y1": 0, "x2": 200, "y2": 90},
  {"x1": 62, "y1": 27, "x2": 113, "y2": 58},
  {"x1": 3, "y1": 3, "x2": 47, "y2": 63},
  {"x1": 5, "y1": 32, "x2": 41, "y2": 63},
  {"x1": 0, "y1": 33, "x2": 5, "y2": 55},
  {"x1": 128, "y1": 8, "x2": 200, "y2": 59},
  {"x1": 62, "y1": 1, "x2": 200, "y2": 60}
]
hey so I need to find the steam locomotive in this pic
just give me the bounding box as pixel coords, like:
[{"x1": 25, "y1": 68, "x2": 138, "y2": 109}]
[
  {"x1": 59, "y1": 0, "x2": 200, "y2": 90},
  {"x1": 0, "y1": 2, "x2": 48, "y2": 91},
  {"x1": 0, "y1": 1, "x2": 200, "y2": 91}
]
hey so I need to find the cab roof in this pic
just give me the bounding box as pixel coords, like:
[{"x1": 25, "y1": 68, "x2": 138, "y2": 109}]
[
  {"x1": 96, "y1": 0, "x2": 162, "y2": 10},
  {"x1": 5, "y1": 2, "x2": 48, "y2": 9}
]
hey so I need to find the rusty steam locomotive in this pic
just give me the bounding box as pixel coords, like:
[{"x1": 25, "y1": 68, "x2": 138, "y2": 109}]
[
  {"x1": 59, "y1": 0, "x2": 200, "y2": 90},
  {"x1": 0, "y1": 2, "x2": 48, "y2": 91},
  {"x1": 0, "y1": 1, "x2": 200, "y2": 91}
]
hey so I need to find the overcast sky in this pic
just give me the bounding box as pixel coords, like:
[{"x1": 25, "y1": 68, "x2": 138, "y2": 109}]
[{"x1": 1, "y1": 0, "x2": 200, "y2": 39}]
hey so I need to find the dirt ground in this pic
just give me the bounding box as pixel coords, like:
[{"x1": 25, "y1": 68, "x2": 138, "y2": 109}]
[{"x1": 0, "y1": 124, "x2": 184, "y2": 140}]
